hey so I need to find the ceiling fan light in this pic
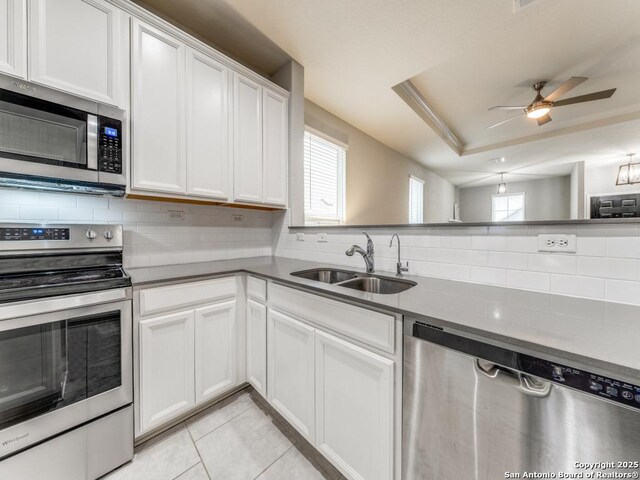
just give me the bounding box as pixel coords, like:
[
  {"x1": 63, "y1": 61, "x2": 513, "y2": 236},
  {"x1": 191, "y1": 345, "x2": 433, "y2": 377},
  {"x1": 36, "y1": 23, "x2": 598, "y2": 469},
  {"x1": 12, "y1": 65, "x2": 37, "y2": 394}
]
[{"x1": 526, "y1": 105, "x2": 551, "y2": 119}]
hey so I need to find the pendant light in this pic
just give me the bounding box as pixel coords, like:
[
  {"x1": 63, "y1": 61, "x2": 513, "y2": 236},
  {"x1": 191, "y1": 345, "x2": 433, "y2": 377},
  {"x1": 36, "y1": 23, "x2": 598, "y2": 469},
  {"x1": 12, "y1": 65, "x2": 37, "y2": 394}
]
[
  {"x1": 616, "y1": 153, "x2": 639, "y2": 186},
  {"x1": 497, "y1": 172, "x2": 507, "y2": 194}
]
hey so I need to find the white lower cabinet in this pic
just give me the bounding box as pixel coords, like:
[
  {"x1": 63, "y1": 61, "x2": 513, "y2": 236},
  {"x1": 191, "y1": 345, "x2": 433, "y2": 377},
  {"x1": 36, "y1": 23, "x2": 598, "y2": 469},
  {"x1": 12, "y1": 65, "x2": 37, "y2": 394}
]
[
  {"x1": 315, "y1": 330, "x2": 394, "y2": 480},
  {"x1": 136, "y1": 277, "x2": 240, "y2": 437},
  {"x1": 246, "y1": 298, "x2": 267, "y2": 397},
  {"x1": 195, "y1": 300, "x2": 237, "y2": 404},
  {"x1": 139, "y1": 310, "x2": 195, "y2": 433},
  {"x1": 267, "y1": 308, "x2": 315, "y2": 442}
]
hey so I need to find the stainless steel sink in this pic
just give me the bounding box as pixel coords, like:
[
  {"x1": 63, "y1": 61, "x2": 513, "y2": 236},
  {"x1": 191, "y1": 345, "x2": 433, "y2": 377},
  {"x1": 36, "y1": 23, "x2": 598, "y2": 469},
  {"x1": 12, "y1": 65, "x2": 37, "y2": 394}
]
[
  {"x1": 291, "y1": 268, "x2": 358, "y2": 284},
  {"x1": 290, "y1": 268, "x2": 416, "y2": 294},
  {"x1": 338, "y1": 276, "x2": 416, "y2": 294}
]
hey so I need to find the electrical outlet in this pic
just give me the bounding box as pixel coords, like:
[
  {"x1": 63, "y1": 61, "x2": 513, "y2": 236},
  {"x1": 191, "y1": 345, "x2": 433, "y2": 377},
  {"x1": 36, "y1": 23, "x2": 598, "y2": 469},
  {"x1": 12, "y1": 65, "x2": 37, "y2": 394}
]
[
  {"x1": 537, "y1": 234, "x2": 577, "y2": 253},
  {"x1": 296, "y1": 233, "x2": 305, "y2": 241},
  {"x1": 318, "y1": 233, "x2": 328, "y2": 243},
  {"x1": 167, "y1": 210, "x2": 184, "y2": 222},
  {"x1": 232, "y1": 214, "x2": 243, "y2": 223}
]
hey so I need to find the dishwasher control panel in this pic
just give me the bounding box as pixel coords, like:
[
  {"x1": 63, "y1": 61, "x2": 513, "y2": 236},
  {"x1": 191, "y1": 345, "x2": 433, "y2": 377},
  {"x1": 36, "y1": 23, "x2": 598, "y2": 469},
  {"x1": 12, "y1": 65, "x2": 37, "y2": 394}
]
[{"x1": 519, "y1": 355, "x2": 640, "y2": 410}]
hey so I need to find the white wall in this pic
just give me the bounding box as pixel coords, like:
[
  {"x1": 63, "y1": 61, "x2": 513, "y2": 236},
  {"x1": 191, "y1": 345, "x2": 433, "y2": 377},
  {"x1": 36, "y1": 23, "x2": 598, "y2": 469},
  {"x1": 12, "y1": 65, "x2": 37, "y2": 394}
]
[
  {"x1": 0, "y1": 190, "x2": 275, "y2": 269},
  {"x1": 274, "y1": 210, "x2": 640, "y2": 306},
  {"x1": 570, "y1": 162, "x2": 585, "y2": 219},
  {"x1": 585, "y1": 162, "x2": 640, "y2": 197},
  {"x1": 305, "y1": 100, "x2": 455, "y2": 225},
  {"x1": 458, "y1": 176, "x2": 571, "y2": 222}
]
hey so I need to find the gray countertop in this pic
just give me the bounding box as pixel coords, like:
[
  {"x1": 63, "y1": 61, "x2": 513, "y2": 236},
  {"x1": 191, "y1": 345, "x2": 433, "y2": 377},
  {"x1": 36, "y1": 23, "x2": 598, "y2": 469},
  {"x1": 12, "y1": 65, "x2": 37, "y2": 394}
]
[{"x1": 128, "y1": 256, "x2": 640, "y2": 383}]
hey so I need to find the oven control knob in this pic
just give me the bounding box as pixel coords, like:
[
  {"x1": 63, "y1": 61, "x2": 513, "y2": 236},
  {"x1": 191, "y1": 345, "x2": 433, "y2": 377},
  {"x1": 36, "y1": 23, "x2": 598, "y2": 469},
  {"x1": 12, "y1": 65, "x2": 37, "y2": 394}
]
[
  {"x1": 104, "y1": 230, "x2": 114, "y2": 240},
  {"x1": 85, "y1": 229, "x2": 97, "y2": 240}
]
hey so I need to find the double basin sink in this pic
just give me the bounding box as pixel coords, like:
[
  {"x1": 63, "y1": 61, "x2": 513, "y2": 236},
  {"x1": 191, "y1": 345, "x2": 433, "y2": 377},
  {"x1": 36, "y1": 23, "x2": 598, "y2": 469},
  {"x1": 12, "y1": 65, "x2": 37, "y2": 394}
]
[{"x1": 291, "y1": 268, "x2": 416, "y2": 295}]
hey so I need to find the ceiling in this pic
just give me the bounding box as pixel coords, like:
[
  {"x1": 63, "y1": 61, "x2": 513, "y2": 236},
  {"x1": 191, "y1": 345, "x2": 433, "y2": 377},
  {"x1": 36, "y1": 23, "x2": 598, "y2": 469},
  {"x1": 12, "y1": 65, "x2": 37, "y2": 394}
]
[{"x1": 138, "y1": 0, "x2": 640, "y2": 186}]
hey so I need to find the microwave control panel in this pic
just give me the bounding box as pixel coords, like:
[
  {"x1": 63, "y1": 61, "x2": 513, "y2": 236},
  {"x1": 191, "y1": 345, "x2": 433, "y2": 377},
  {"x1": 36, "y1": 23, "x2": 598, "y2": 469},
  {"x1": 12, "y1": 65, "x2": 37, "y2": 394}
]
[{"x1": 98, "y1": 117, "x2": 123, "y2": 175}]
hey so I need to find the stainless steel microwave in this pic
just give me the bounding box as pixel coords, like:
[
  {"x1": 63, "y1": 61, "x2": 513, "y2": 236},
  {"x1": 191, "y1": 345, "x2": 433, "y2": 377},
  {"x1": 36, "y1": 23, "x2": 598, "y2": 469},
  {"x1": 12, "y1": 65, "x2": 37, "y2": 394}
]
[{"x1": 0, "y1": 75, "x2": 126, "y2": 196}]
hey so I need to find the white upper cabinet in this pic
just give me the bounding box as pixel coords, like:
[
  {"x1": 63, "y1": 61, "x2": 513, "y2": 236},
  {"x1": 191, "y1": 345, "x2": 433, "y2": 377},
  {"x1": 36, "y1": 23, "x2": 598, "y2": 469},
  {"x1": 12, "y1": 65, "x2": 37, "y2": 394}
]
[
  {"x1": 233, "y1": 73, "x2": 263, "y2": 203},
  {"x1": 186, "y1": 48, "x2": 231, "y2": 200},
  {"x1": 262, "y1": 88, "x2": 288, "y2": 206},
  {"x1": 194, "y1": 300, "x2": 237, "y2": 404},
  {"x1": 131, "y1": 18, "x2": 186, "y2": 194},
  {"x1": 0, "y1": 0, "x2": 26, "y2": 79},
  {"x1": 28, "y1": 0, "x2": 125, "y2": 105}
]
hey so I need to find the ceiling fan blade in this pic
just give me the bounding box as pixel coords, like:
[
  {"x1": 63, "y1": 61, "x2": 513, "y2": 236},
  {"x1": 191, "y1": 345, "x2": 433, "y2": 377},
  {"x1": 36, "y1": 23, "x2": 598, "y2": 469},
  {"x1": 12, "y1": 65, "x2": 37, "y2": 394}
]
[
  {"x1": 488, "y1": 105, "x2": 526, "y2": 111},
  {"x1": 552, "y1": 88, "x2": 616, "y2": 107},
  {"x1": 487, "y1": 113, "x2": 522, "y2": 129},
  {"x1": 536, "y1": 113, "x2": 552, "y2": 126},
  {"x1": 543, "y1": 76, "x2": 588, "y2": 102}
]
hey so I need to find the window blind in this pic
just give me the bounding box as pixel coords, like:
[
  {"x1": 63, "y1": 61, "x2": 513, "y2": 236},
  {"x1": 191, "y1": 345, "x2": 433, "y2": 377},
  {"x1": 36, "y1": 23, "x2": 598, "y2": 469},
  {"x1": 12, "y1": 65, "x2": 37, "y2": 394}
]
[
  {"x1": 409, "y1": 176, "x2": 424, "y2": 224},
  {"x1": 304, "y1": 129, "x2": 346, "y2": 225}
]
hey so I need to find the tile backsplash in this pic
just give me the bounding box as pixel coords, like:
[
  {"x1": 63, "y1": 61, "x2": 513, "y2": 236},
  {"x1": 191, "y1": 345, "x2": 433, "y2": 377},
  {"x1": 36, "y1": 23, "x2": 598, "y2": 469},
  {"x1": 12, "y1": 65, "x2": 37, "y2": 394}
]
[
  {"x1": 273, "y1": 212, "x2": 640, "y2": 306},
  {"x1": 0, "y1": 189, "x2": 275, "y2": 269},
  {"x1": 2, "y1": 189, "x2": 640, "y2": 306}
]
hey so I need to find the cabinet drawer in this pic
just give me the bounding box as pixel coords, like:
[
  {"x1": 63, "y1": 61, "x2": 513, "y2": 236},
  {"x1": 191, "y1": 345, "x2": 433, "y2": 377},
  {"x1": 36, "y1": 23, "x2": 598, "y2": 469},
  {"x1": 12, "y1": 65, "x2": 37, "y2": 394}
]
[
  {"x1": 269, "y1": 284, "x2": 396, "y2": 354},
  {"x1": 247, "y1": 276, "x2": 267, "y2": 302},
  {"x1": 140, "y1": 277, "x2": 237, "y2": 317}
]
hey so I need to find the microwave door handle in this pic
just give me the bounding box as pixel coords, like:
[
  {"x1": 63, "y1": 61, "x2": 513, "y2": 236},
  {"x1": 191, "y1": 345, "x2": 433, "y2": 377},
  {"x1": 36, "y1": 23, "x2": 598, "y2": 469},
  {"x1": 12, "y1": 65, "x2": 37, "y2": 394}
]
[{"x1": 87, "y1": 114, "x2": 98, "y2": 171}]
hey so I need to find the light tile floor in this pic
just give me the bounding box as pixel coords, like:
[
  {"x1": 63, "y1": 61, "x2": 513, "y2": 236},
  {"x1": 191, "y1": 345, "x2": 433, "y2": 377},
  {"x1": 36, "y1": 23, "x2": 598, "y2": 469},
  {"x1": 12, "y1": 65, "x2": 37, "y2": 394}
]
[{"x1": 105, "y1": 389, "x2": 346, "y2": 480}]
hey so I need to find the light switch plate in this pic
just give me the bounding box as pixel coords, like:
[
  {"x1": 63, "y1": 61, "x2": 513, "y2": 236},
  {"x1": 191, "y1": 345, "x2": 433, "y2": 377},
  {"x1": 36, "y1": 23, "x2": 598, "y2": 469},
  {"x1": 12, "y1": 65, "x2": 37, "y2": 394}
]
[
  {"x1": 537, "y1": 234, "x2": 577, "y2": 253},
  {"x1": 296, "y1": 233, "x2": 305, "y2": 241}
]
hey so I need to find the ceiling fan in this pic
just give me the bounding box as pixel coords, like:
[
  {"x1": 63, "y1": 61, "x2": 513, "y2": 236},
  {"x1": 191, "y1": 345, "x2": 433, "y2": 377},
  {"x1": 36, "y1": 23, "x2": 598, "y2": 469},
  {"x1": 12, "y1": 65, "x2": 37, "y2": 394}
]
[{"x1": 487, "y1": 77, "x2": 616, "y2": 129}]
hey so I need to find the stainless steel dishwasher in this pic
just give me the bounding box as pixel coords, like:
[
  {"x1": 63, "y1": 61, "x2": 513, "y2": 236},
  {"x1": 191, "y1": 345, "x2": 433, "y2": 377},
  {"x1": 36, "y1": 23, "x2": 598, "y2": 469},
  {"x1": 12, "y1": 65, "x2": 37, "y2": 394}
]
[{"x1": 403, "y1": 318, "x2": 640, "y2": 480}]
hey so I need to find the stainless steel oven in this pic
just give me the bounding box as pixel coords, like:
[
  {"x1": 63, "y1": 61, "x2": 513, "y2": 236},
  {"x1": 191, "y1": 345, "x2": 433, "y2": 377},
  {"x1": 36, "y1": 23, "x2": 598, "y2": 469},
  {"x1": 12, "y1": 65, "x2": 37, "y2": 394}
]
[
  {"x1": 0, "y1": 74, "x2": 125, "y2": 196},
  {"x1": 0, "y1": 224, "x2": 133, "y2": 479}
]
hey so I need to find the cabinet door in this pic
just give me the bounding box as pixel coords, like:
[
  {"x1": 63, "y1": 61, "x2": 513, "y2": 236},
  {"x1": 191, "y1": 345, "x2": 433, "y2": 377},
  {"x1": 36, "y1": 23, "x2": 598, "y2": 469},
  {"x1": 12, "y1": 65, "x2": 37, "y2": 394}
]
[
  {"x1": 262, "y1": 89, "x2": 288, "y2": 206},
  {"x1": 29, "y1": 0, "x2": 124, "y2": 105},
  {"x1": 267, "y1": 309, "x2": 315, "y2": 442},
  {"x1": 315, "y1": 330, "x2": 394, "y2": 480},
  {"x1": 194, "y1": 300, "x2": 237, "y2": 404},
  {"x1": 233, "y1": 73, "x2": 263, "y2": 203},
  {"x1": 246, "y1": 298, "x2": 267, "y2": 397},
  {"x1": 0, "y1": 0, "x2": 26, "y2": 79},
  {"x1": 186, "y1": 48, "x2": 230, "y2": 200},
  {"x1": 131, "y1": 19, "x2": 186, "y2": 194},
  {"x1": 139, "y1": 310, "x2": 195, "y2": 433}
]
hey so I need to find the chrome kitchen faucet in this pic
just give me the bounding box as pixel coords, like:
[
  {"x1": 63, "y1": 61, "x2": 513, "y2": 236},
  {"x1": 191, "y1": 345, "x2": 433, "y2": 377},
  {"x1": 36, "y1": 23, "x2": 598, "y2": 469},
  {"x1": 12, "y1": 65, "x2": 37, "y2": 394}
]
[{"x1": 346, "y1": 231, "x2": 375, "y2": 273}]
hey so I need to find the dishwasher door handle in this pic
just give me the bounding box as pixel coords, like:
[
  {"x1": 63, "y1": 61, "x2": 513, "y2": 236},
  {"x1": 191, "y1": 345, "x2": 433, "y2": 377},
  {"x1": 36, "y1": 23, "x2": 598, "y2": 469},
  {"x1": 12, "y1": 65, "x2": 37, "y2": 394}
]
[{"x1": 475, "y1": 359, "x2": 552, "y2": 398}]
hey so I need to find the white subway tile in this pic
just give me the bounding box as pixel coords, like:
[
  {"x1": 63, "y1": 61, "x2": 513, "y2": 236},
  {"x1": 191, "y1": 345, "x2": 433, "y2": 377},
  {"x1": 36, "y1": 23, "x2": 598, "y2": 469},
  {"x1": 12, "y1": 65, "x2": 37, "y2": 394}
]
[
  {"x1": 469, "y1": 266, "x2": 507, "y2": 286},
  {"x1": 549, "y1": 275, "x2": 605, "y2": 300},
  {"x1": 506, "y1": 270, "x2": 550, "y2": 292},
  {"x1": 576, "y1": 237, "x2": 606, "y2": 257},
  {"x1": 76, "y1": 196, "x2": 109, "y2": 209},
  {"x1": 506, "y1": 236, "x2": 538, "y2": 253},
  {"x1": 0, "y1": 205, "x2": 19, "y2": 219},
  {"x1": 606, "y1": 237, "x2": 640, "y2": 259},
  {"x1": 578, "y1": 257, "x2": 639, "y2": 281},
  {"x1": 19, "y1": 205, "x2": 58, "y2": 220},
  {"x1": 0, "y1": 190, "x2": 40, "y2": 205},
  {"x1": 471, "y1": 235, "x2": 508, "y2": 251},
  {"x1": 528, "y1": 254, "x2": 577, "y2": 275},
  {"x1": 605, "y1": 280, "x2": 640, "y2": 305},
  {"x1": 488, "y1": 252, "x2": 528, "y2": 270},
  {"x1": 39, "y1": 192, "x2": 77, "y2": 207},
  {"x1": 94, "y1": 209, "x2": 123, "y2": 222},
  {"x1": 58, "y1": 208, "x2": 94, "y2": 221}
]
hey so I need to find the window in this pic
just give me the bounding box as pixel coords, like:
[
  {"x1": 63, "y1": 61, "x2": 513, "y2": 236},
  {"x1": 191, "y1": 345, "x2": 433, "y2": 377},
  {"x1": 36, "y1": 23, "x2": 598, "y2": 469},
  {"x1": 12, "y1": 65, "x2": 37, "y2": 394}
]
[
  {"x1": 304, "y1": 128, "x2": 347, "y2": 225},
  {"x1": 492, "y1": 193, "x2": 525, "y2": 221},
  {"x1": 408, "y1": 176, "x2": 424, "y2": 224}
]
